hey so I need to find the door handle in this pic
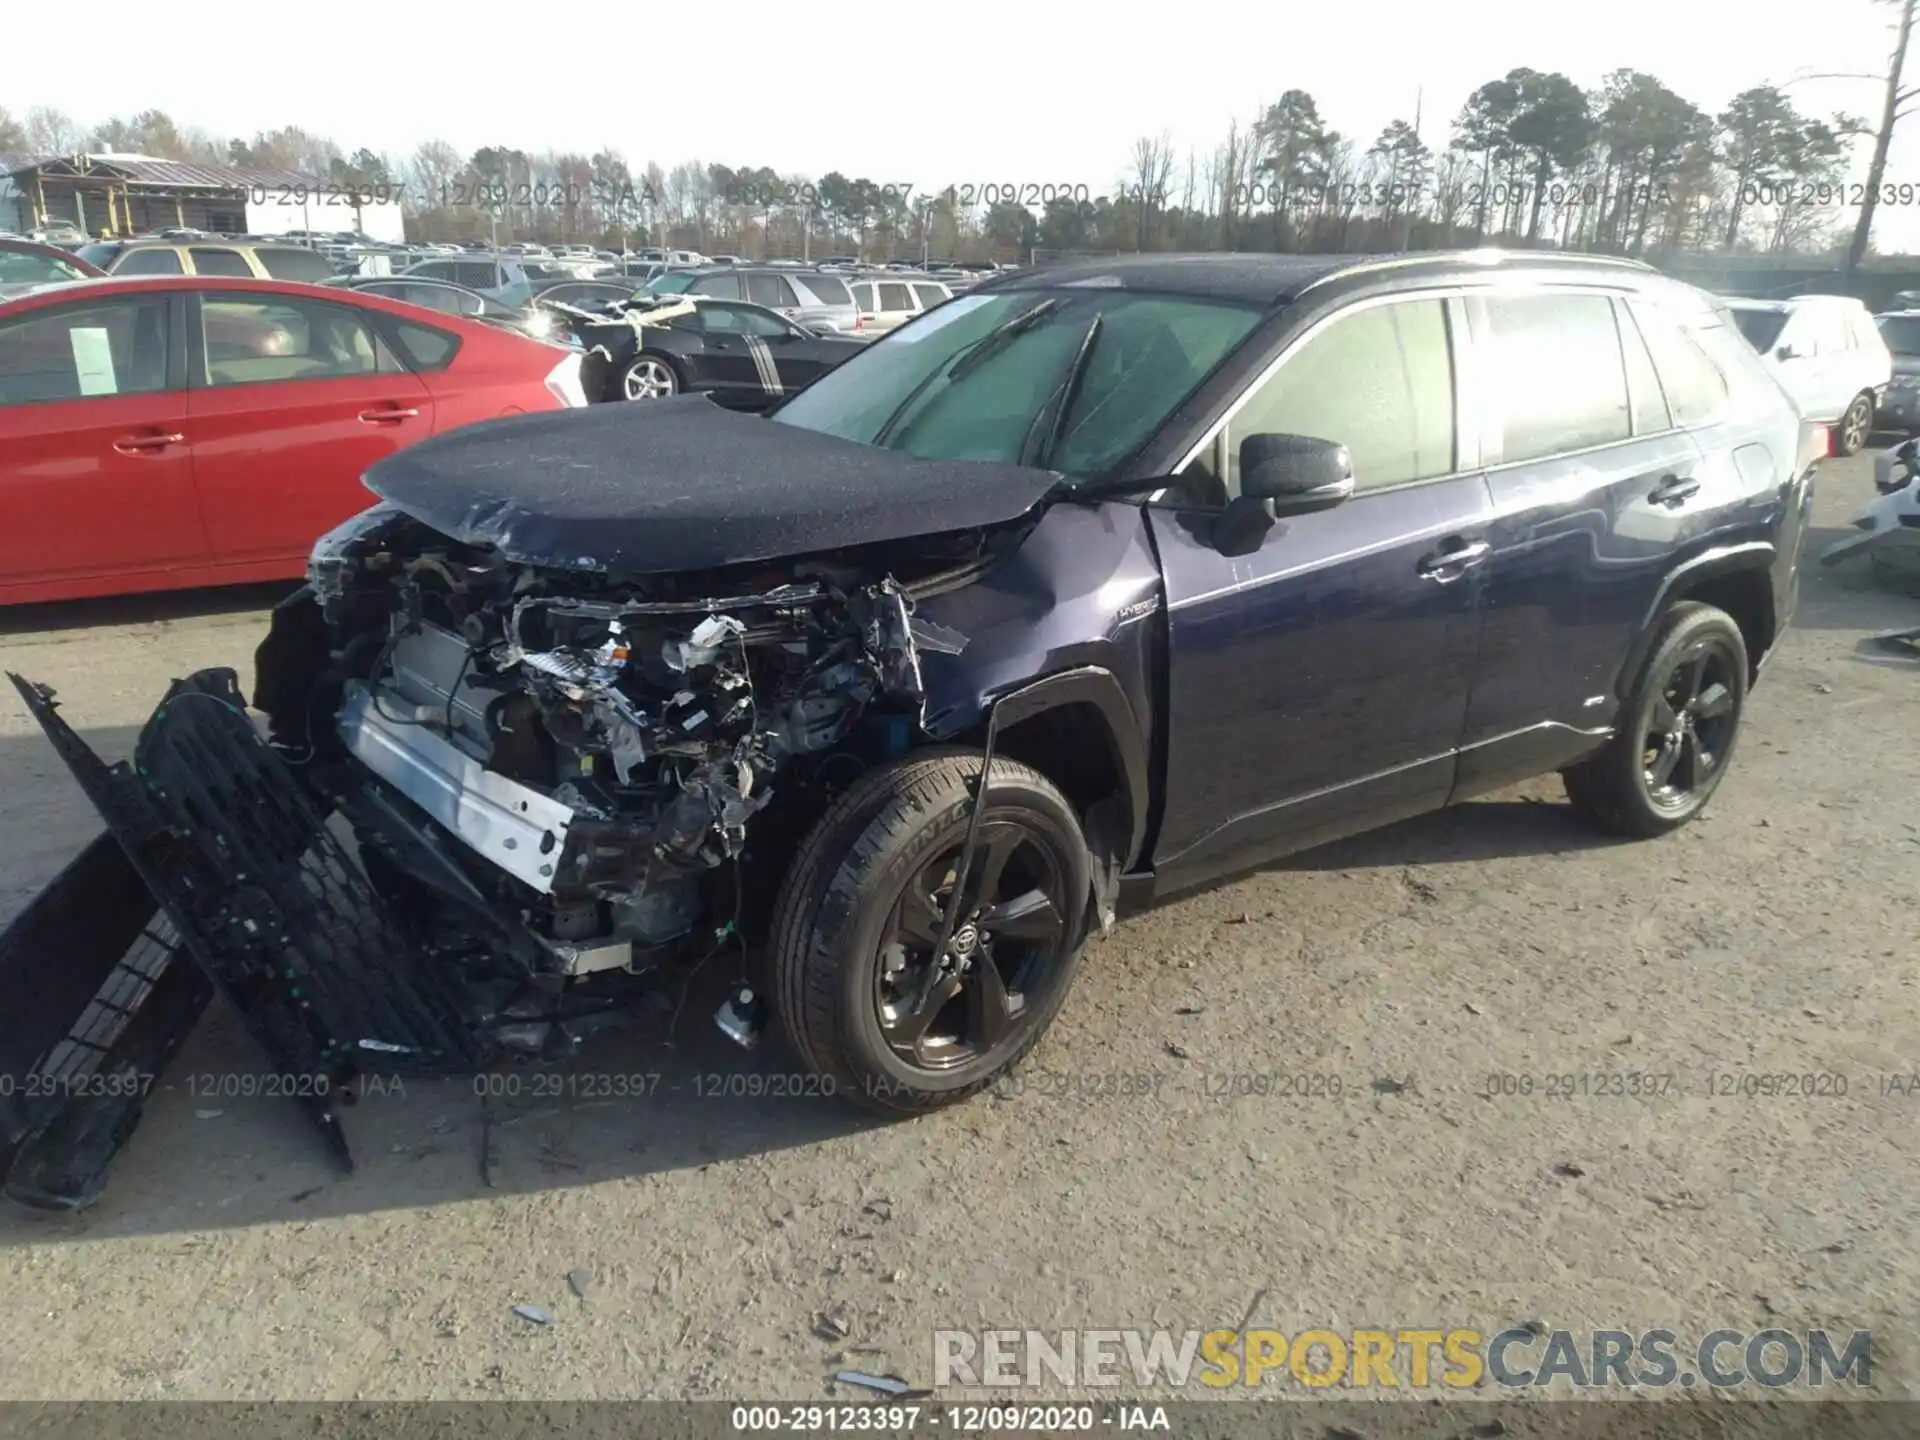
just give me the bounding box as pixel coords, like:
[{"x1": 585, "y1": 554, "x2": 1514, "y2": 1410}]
[
  {"x1": 112, "y1": 432, "x2": 184, "y2": 454},
  {"x1": 1417, "y1": 538, "x2": 1490, "y2": 580},
  {"x1": 1649, "y1": 474, "x2": 1700, "y2": 507},
  {"x1": 358, "y1": 407, "x2": 419, "y2": 424}
]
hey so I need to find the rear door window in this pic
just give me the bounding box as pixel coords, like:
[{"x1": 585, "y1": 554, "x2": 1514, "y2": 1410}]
[
  {"x1": 188, "y1": 248, "x2": 256, "y2": 277},
  {"x1": 385, "y1": 319, "x2": 462, "y2": 372},
  {"x1": 1615, "y1": 299, "x2": 1671, "y2": 434},
  {"x1": 199, "y1": 296, "x2": 385, "y2": 386},
  {"x1": 1479, "y1": 291, "x2": 1631, "y2": 463},
  {"x1": 1628, "y1": 299, "x2": 1730, "y2": 427},
  {"x1": 879, "y1": 282, "x2": 914, "y2": 312},
  {"x1": 912, "y1": 283, "x2": 947, "y2": 310},
  {"x1": 0, "y1": 295, "x2": 174, "y2": 404},
  {"x1": 256, "y1": 247, "x2": 338, "y2": 283},
  {"x1": 794, "y1": 274, "x2": 853, "y2": 307}
]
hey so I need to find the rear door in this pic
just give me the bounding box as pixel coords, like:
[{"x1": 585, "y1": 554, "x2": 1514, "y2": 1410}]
[
  {"x1": 1150, "y1": 291, "x2": 1489, "y2": 883},
  {"x1": 744, "y1": 271, "x2": 804, "y2": 325},
  {"x1": 875, "y1": 280, "x2": 917, "y2": 330},
  {"x1": 1454, "y1": 286, "x2": 1711, "y2": 793},
  {"x1": 0, "y1": 290, "x2": 204, "y2": 596},
  {"x1": 184, "y1": 290, "x2": 434, "y2": 566}
]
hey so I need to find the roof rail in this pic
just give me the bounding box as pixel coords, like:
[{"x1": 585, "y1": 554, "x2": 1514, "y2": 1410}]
[{"x1": 1304, "y1": 249, "x2": 1659, "y2": 294}]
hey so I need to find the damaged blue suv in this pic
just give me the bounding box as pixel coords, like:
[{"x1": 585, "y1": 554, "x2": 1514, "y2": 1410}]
[{"x1": 1, "y1": 251, "x2": 1820, "y2": 1206}]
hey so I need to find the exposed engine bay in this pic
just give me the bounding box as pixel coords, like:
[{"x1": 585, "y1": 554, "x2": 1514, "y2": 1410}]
[{"x1": 259, "y1": 504, "x2": 984, "y2": 987}]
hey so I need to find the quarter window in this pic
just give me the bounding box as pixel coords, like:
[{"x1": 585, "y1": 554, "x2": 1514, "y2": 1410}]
[
  {"x1": 0, "y1": 296, "x2": 173, "y2": 405},
  {"x1": 1219, "y1": 297, "x2": 1456, "y2": 496},
  {"x1": 200, "y1": 297, "x2": 383, "y2": 386}
]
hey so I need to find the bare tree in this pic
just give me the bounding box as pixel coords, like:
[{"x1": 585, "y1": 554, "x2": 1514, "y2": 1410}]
[
  {"x1": 24, "y1": 106, "x2": 84, "y2": 154},
  {"x1": 1846, "y1": 0, "x2": 1918, "y2": 273},
  {"x1": 1128, "y1": 132, "x2": 1176, "y2": 249}
]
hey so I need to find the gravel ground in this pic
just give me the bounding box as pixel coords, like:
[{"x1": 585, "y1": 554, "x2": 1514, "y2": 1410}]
[{"x1": 0, "y1": 451, "x2": 1915, "y2": 1410}]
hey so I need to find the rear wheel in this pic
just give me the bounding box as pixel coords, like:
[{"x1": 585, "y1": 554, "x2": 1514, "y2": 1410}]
[
  {"x1": 768, "y1": 751, "x2": 1091, "y2": 1113},
  {"x1": 1834, "y1": 391, "x2": 1874, "y2": 457},
  {"x1": 1562, "y1": 602, "x2": 1749, "y2": 838}
]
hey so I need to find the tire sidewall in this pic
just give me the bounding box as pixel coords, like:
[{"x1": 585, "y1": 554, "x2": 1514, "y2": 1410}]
[{"x1": 815, "y1": 770, "x2": 1090, "y2": 1104}]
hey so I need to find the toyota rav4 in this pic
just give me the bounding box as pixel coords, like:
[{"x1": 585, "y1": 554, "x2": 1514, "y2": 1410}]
[{"x1": 0, "y1": 251, "x2": 1821, "y2": 1208}]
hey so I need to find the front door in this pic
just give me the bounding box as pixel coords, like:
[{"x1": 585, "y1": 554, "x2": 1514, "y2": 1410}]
[
  {"x1": 0, "y1": 290, "x2": 207, "y2": 597},
  {"x1": 1149, "y1": 293, "x2": 1490, "y2": 888},
  {"x1": 185, "y1": 291, "x2": 434, "y2": 566}
]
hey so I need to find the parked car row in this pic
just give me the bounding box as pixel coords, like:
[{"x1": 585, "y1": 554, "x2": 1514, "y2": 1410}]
[{"x1": 0, "y1": 273, "x2": 588, "y2": 604}]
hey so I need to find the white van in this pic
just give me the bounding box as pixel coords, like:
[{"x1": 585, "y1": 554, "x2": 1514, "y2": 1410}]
[{"x1": 1723, "y1": 294, "x2": 1891, "y2": 455}]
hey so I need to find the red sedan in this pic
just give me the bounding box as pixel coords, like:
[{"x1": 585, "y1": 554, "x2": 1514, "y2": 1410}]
[{"x1": 0, "y1": 274, "x2": 589, "y2": 604}]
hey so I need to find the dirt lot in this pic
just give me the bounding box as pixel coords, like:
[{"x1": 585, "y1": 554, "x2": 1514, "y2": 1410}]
[{"x1": 0, "y1": 451, "x2": 1915, "y2": 1407}]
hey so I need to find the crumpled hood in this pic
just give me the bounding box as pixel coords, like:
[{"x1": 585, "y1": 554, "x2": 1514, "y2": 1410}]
[{"x1": 361, "y1": 395, "x2": 1059, "y2": 575}]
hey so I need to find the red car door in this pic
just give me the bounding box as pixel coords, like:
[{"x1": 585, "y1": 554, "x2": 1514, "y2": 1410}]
[
  {"x1": 184, "y1": 290, "x2": 435, "y2": 565},
  {"x1": 0, "y1": 289, "x2": 207, "y2": 600}
]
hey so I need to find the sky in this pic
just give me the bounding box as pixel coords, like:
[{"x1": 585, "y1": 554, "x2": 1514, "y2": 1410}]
[{"x1": 11, "y1": 0, "x2": 1920, "y2": 251}]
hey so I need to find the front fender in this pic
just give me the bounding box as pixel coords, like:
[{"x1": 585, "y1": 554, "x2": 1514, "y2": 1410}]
[{"x1": 913, "y1": 500, "x2": 1163, "y2": 869}]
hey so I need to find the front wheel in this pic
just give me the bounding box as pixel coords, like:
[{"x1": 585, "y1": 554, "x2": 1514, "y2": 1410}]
[
  {"x1": 1562, "y1": 601, "x2": 1749, "y2": 838},
  {"x1": 618, "y1": 353, "x2": 679, "y2": 401},
  {"x1": 768, "y1": 751, "x2": 1091, "y2": 1113},
  {"x1": 1834, "y1": 391, "x2": 1874, "y2": 457}
]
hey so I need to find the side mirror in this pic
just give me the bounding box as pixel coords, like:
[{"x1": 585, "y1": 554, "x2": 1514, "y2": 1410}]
[
  {"x1": 1775, "y1": 344, "x2": 1799, "y2": 361},
  {"x1": 1239, "y1": 433, "x2": 1355, "y2": 515}
]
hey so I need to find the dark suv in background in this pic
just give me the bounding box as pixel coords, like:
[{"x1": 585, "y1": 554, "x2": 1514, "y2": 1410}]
[{"x1": 2, "y1": 250, "x2": 1820, "y2": 1203}]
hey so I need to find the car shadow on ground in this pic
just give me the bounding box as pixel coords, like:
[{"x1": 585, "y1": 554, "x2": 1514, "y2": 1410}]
[
  {"x1": 0, "y1": 581, "x2": 300, "y2": 639},
  {"x1": 0, "y1": 708, "x2": 893, "y2": 1243}
]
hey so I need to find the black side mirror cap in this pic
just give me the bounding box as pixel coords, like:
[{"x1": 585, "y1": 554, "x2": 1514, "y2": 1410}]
[{"x1": 1239, "y1": 433, "x2": 1356, "y2": 516}]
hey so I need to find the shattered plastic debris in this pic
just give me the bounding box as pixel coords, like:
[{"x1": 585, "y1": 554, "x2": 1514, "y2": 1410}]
[
  {"x1": 512, "y1": 1304, "x2": 553, "y2": 1325},
  {"x1": 835, "y1": 1371, "x2": 914, "y2": 1397}
]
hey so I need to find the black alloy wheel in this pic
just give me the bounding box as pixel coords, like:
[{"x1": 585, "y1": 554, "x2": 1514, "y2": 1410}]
[
  {"x1": 769, "y1": 751, "x2": 1092, "y2": 1112},
  {"x1": 1562, "y1": 601, "x2": 1749, "y2": 838},
  {"x1": 873, "y1": 820, "x2": 1071, "y2": 1070},
  {"x1": 1639, "y1": 637, "x2": 1740, "y2": 813}
]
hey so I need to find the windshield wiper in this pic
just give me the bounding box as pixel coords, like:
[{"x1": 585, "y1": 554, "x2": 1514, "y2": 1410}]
[
  {"x1": 1022, "y1": 315, "x2": 1103, "y2": 472},
  {"x1": 870, "y1": 297, "x2": 1061, "y2": 448}
]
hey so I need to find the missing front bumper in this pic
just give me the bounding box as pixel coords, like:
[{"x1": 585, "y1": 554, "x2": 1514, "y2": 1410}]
[{"x1": 2, "y1": 668, "x2": 484, "y2": 1195}]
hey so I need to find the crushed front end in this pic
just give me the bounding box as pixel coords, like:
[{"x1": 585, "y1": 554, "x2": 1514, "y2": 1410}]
[{"x1": 261, "y1": 503, "x2": 973, "y2": 997}]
